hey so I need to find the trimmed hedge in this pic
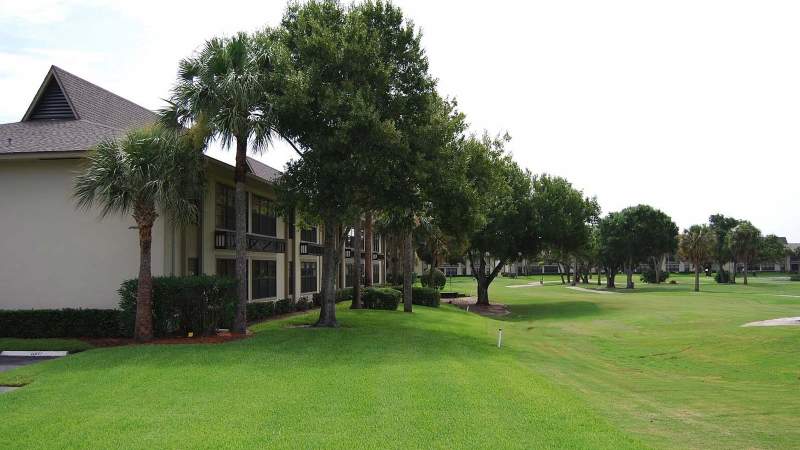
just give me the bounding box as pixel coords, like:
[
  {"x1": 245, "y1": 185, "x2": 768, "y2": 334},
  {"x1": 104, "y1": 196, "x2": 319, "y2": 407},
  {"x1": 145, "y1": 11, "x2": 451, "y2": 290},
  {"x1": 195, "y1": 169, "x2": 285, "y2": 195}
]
[
  {"x1": 410, "y1": 287, "x2": 440, "y2": 307},
  {"x1": 363, "y1": 287, "x2": 401, "y2": 310},
  {"x1": 312, "y1": 288, "x2": 353, "y2": 307},
  {"x1": 119, "y1": 275, "x2": 237, "y2": 337},
  {"x1": 0, "y1": 309, "x2": 125, "y2": 338},
  {"x1": 420, "y1": 269, "x2": 446, "y2": 289},
  {"x1": 388, "y1": 285, "x2": 441, "y2": 307},
  {"x1": 247, "y1": 297, "x2": 309, "y2": 322},
  {"x1": 247, "y1": 301, "x2": 275, "y2": 322}
]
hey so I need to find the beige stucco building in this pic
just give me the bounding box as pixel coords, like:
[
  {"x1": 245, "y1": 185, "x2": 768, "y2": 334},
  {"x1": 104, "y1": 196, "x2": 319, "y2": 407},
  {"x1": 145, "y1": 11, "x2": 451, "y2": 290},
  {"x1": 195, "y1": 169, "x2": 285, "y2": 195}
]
[{"x1": 0, "y1": 66, "x2": 385, "y2": 311}]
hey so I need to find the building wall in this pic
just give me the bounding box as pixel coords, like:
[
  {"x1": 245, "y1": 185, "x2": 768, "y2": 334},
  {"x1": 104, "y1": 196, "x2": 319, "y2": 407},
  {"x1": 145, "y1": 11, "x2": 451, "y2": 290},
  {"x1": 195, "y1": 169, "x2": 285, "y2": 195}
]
[{"x1": 0, "y1": 158, "x2": 166, "y2": 309}]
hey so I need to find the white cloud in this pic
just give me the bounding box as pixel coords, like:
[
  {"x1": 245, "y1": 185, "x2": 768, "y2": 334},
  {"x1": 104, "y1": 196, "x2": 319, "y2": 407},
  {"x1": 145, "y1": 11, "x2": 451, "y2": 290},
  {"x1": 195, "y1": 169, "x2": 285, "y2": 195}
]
[{"x1": 0, "y1": 0, "x2": 71, "y2": 24}]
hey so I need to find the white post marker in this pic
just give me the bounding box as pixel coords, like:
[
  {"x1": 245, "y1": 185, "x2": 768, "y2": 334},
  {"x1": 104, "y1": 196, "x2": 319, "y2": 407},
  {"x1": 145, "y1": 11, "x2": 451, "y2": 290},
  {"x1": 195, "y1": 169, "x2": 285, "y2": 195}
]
[{"x1": 497, "y1": 328, "x2": 503, "y2": 348}]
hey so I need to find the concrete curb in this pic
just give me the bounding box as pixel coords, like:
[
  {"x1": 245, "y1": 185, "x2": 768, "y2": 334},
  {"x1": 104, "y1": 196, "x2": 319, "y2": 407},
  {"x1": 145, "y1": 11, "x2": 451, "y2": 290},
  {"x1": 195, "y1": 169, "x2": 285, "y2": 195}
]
[{"x1": 0, "y1": 350, "x2": 68, "y2": 357}]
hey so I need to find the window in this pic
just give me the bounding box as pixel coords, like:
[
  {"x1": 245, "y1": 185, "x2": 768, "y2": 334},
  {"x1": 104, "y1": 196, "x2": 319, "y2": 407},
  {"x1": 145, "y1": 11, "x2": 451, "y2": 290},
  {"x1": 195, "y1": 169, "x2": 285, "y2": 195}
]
[
  {"x1": 345, "y1": 261, "x2": 365, "y2": 287},
  {"x1": 252, "y1": 260, "x2": 277, "y2": 299},
  {"x1": 215, "y1": 184, "x2": 236, "y2": 231},
  {"x1": 373, "y1": 234, "x2": 381, "y2": 253},
  {"x1": 301, "y1": 226, "x2": 318, "y2": 243},
  {"x1": 443, "y1": 267, "x2": 457, "y2": 277},
  {"x1": 301, "y1": 261, "x2": 317, "y2": 293},
  {"x1": 251, "y1": 195, "x2": 277, "y2": 236},
  {"x1": 216, "y1": 258, "x2": 236, "y2": 278},
  {"x1": 372, "y1": 262, "x2": 381, "y2": 284},
  {"x1": 187, "y1": 257, "x2": 199, "y2": 276}
]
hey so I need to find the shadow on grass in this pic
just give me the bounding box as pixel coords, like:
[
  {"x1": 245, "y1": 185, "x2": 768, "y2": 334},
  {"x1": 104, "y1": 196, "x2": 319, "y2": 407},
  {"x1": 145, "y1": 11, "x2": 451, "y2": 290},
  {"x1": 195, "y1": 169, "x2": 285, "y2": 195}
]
[{"x1": 498, "y1": 301, "x2": 604, "y2": 322}]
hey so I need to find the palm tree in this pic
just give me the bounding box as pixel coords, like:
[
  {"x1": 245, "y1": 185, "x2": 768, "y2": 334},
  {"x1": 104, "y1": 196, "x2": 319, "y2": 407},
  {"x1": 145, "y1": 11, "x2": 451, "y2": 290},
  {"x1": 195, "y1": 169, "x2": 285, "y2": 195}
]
[
  {"x1": 168, "y1": 32, "x2": 276, "y2": 334},
  {"x1": 74, "y1": 126, "x2": 205, "y2": 341},
  {"x1": 678, "y1": 225, "x2": 716, "y2": 292}
]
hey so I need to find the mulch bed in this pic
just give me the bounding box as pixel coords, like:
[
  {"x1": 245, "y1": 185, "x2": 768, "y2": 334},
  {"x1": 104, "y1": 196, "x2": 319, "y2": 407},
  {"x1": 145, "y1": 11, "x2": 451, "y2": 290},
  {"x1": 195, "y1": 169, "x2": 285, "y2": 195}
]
[
  {"x1": 82, "y1": 331, "x2": 251, "y2": 348},
  {"x1": 80, "y1": 309, "x2": 321, "y2": 348},
  {"x1": 447, "y1": 297, "x2": 511, "y2": 317}
]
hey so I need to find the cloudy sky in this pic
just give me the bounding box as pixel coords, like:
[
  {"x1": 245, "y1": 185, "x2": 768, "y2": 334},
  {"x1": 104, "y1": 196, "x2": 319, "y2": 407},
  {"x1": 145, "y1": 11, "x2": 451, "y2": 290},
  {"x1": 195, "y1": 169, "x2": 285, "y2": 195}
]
[{"x1": 1, "y1": 0, "x2": 798, "y2": 240}]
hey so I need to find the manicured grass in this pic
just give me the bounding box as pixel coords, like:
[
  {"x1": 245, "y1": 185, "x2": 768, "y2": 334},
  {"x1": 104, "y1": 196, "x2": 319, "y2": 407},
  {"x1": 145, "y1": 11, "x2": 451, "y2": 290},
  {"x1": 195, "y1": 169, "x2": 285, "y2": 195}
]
[
  {"x1": 444, "y1": 272, "x2": 800, "y2": 449},
  {"x1": 0, "y1": 338, "x2": 93, "y2": 353},
  {"x1": 0, "y1": 303, "x2": 641, "y2": 449},
  {"x1": 1, "y1": 272, "x2": 798, "y2": 448}
]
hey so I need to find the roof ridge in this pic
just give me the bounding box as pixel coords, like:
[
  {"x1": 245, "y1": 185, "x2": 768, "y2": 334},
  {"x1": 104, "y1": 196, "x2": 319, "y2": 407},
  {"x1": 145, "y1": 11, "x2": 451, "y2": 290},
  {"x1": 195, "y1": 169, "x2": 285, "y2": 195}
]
[{"x1": 51, "y1": 65, "x2": 156, "y2": 117}]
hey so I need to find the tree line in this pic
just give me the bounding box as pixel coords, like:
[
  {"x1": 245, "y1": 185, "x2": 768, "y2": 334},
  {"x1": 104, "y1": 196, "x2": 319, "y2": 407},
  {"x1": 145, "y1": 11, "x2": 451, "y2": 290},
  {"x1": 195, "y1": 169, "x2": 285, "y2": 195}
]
[{"x1": 74, "y1": 0, "x2": 794, "y2": 340}]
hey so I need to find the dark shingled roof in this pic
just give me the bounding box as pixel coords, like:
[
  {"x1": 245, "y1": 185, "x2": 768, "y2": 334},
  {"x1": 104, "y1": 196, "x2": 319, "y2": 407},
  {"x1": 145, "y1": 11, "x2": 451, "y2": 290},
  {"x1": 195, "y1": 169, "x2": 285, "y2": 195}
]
[
  {"x1": 246, "y1": 156, "x2": 283, "y2": 183},
  {"x1": 0, "y1": 66, "x2": 156, "y2": 155}
]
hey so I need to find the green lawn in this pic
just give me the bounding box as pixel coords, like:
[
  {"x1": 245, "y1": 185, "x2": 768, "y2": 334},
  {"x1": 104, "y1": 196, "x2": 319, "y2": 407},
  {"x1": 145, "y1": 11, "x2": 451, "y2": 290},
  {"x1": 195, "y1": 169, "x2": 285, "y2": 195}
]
[{"x1": 1, "y1": 274, "x2": 798, "y2": 449}]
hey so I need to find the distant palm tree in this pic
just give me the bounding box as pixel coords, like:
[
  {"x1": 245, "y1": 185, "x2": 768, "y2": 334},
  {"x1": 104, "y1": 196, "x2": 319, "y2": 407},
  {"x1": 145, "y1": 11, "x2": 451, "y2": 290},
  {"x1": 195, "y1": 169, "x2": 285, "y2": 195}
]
[
  {"x1": 168, "y1": 32, "x2": 277, "y2": 334},
  {"x1": 678, "y1": 225, "x2": 716, "y2": 292},
  {"x1": 74, "y1": 126, "x2": 205, "y2": 341}
]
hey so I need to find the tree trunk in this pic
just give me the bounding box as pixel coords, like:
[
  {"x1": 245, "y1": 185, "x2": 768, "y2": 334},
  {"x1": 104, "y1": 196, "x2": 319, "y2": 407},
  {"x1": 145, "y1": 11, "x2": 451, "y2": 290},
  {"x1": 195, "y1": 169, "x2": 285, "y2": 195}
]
[
  {"x1": 476, "y1": 278, "x2": 489, "y2": 305},
  {"x1": 364, "y1": 212, "x2": 373, "y2": 286},
  {"x1": 625, "y1": 259, "x2": 634, "y2": 289},
  {"x1": 606, "y1": 268, "x2": 616, "y2": 288},
  {"x1": 694, "y1": 265, "x2": 700, "y2": 292},
  {"x1": 743, "y1": 261, "x2": 748, "y2": 285},
  {"x1": 133, "y1": 206, "x2": 156, "y2": 341},
  {"x1": 730, "y1": 260, "x2": 737, "y2": 284},
  {"x1": 232, "y1": 138, "x2": 248, "y2": 334},
  {"x1": 316, "y1": 218, "x2": 339, "y2": 327},
  {"x1": 402, "y1": 230, "x2": 413, "y2": 313},
  {"x1": 351, "y1": 217, "x2": 362, "y2": 309},
  {"x1": 392, "y1": 234, "x2": 401, "y2": 284},
  {"x1": 597, "y1": 266, "x2": 602, "y2": 286},
  {"x1": 654, "y1": 255, "x2": 662, "y2": 284},
  {"x1": 571, "y1": 257, "x2": 578, "y2": 286}
]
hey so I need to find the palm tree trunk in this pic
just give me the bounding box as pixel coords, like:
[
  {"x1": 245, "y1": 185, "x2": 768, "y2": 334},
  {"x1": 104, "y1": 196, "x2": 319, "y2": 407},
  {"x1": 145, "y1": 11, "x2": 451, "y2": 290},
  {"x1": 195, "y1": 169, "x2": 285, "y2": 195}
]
[
  {"x1": 364, "y1": 212, "x2": 373, "y2": 286},
  {"x1": 232, "y1": 138, "x2": 248, "y2": 334},
  {"x1": 133, "y1": 205, "x2": 156, "y2": 341},
  {"x1": 403, "y1": 230, "x2": 413, "y2": 312},
  {"x1": 316, "y1": 217, "x2": 339, "y2": 327},
  {"x1": 351, "y1": 217, "x2": 362, "y2": 309}
]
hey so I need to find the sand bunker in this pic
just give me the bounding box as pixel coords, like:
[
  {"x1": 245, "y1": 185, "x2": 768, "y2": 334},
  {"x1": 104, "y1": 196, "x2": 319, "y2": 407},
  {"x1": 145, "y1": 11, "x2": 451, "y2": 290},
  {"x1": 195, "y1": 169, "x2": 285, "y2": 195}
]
[
  {"x1": 742, "y1": 317, "x2": 800, "y2": 327},
  {"x1": 566, "y1": 286, "x2": 616, "y2": 295}
]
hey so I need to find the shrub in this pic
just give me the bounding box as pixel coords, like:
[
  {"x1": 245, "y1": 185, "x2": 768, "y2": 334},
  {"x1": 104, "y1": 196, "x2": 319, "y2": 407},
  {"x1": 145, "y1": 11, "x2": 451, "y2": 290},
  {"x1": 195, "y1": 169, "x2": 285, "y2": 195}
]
[
  {"x1": 411, "y1": 287, "x2": 440, "y2": 307},
  {"x1": 247, "y1": 301, "x2": 275, "y2": 322},
  {"x1": 640, "y1": 268, "x2": 669, "y2": 283},
  {"x1": 790, "y1": 275, "x2": 800, "y2": 282},
  {"x1": 362, "y1": 287, "x2": 401, "y2": 310},
  {"x1": 312, "y1": 288, "x2": 353, "y2": 307},
  {"x1": 0, "y1": 309, "x2": 125, "y2": 338},
  {"x1": 119, "y1": 275, "x2": 237, "y2": 337},
  {"x1": 669, "y1": 279, "x2": 677, "y2": 284},
  {"x1": 420, "y1": 269, "x2": 446, "y2": 289},
  {"x1": 274, "y1": 298, "x2": 294, "y2": 315},
  {"x1": 714, "y1": 270, "x2": 731, "y2": 284},
  {"x1": 381, "y1": 286, "x2": 439, "y2": 307},
  {"x1": 386, "y1": 272, "x2": 417, "y2": 285},
  {"x1": 295, "y1": 297, "x2": 310, "y2": 311}
]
